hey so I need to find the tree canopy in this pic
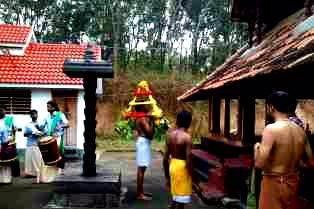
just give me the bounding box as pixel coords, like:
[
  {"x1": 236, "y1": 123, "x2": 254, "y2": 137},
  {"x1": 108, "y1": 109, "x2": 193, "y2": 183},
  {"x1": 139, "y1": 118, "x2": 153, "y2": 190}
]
[{"x1": 0, "y1": 0, "x2": 248, "y2": 73}]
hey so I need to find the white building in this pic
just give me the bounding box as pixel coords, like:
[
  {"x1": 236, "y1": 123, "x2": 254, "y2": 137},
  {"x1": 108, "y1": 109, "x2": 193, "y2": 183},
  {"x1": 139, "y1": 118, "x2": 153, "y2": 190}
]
[{"x1": 0, "y1": 24, "x2": 101, "y2": 152}]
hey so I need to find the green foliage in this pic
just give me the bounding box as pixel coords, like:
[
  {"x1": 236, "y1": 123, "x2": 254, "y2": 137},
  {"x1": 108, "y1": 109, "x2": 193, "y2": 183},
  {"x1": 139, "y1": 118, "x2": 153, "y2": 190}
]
[
  {"x1": 153, "y1": 118, "x2": 170, "y2": 142},
  {"x1": 115, "y1": 117, "x2": 170, "y2": 142},
  {"x1": 115, "y1": 119, "x2": 135, "y2": 142}
]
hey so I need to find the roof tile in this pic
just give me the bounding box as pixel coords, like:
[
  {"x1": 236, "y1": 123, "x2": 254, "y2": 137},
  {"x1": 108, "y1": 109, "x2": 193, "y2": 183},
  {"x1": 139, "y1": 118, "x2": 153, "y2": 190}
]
[
  {"x1": 0, "y1": 43, "x2": 101, "y2": 85},
  {"x1": 179, "y1": 9, "x2": 314, "y2": 101},
  {"x1": 0, "y1": 24, "x2": 31, "y2": 44}
]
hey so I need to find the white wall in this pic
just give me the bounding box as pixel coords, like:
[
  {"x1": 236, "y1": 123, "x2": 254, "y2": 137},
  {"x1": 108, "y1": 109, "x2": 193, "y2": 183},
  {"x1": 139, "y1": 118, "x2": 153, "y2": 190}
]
[
  {"x1": 31, "y1": 89, "x2": 52, "y2": 123},
  {"x1": 13, "y1": 89, "x2": 85, "y2": 150},
  {"x1": 76, "y1": 90, "x2": 85, "y2": 149}
]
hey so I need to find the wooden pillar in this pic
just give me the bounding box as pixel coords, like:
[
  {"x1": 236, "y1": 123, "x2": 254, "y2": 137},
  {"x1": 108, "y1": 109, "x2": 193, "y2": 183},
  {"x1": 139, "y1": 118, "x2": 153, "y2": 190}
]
[
  {"x1": 208, "y1": 96, "x2": 213, "y2": 133},
  {"x1": 82, "y1": 76, "x2": 97, "y2": 177},
  {"x1": 212, "y1": 97, "x2": 221, "y2": 134},
  {"x1": 241, "y1": 96, "x2": 256, "y2": 145},
  {"x1": 224, "y1": 98, "x2": 231, "y2": 138},
  {"x1": 237, "y1": 98, "x2": 243, "y2": 139}
]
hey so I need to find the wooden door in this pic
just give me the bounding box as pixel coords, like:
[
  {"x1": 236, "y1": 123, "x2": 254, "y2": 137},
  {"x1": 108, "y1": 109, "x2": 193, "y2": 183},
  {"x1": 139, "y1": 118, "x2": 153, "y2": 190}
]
[{"x1": 52, "y1": 90, "x2": 78, "y2": 146}]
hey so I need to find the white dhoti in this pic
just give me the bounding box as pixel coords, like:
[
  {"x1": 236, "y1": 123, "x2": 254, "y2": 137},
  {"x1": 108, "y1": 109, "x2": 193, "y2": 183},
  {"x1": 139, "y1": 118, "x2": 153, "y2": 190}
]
[
  {"x1": 24, "y1": 146, "x2": 44, "y2": 177},
  {"x1": 0, "y1": 165, "x2": 12, "y2": 183},
  {"x1": 40, "y1": 165, "x2": 58, "y2": 183},
  {"x1": 136, "y1": 137, "x2": 151, "y2": 167}
]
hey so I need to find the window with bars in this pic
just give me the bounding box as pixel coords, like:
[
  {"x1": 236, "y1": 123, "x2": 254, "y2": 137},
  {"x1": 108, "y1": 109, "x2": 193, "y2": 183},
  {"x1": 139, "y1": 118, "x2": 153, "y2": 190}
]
[{"x1": 0, "y1": 90, "x2": 31, "y2": 114}]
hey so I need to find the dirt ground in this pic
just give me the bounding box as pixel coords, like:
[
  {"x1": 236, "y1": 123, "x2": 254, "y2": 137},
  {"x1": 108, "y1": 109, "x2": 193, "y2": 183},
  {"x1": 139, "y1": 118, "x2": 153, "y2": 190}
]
[{"x1": 0, "y1": 152, "x2": 222, "y2": 209}]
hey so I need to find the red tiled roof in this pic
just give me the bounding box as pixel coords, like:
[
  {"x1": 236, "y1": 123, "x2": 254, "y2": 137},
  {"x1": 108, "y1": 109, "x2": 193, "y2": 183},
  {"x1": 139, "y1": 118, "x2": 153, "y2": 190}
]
[
  {"x1": 179, "y1": 9, "x2": 314, "y2": 101},
  {"x1": 0, "y1": 43, "x2": 101, "y2": 85},
  {"x1": 0, "y1": 24, "x2": 31, "y2": 44}
]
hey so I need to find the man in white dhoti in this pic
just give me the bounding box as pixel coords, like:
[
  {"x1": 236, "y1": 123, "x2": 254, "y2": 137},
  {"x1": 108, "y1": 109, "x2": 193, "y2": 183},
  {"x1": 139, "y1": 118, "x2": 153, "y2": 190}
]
[
  {"x1": 134, "y1": 105, "x2": 154, "y2": 201},
  {"x1": 0, "y1": 109, "x2": 12, "y2": 184},
  {"x1": 24, "y1": 110, "x2": 45, "y2": 183},
  {"x1": 41, "y1": 101, "x2": 68, "y2": 182}
]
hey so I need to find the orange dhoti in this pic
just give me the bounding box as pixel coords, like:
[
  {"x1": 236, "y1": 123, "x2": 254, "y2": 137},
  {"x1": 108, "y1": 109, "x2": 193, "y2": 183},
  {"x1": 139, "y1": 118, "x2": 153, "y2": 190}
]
[{"x1": 259, "y1": 173, "x2": 299, "y2": 209}]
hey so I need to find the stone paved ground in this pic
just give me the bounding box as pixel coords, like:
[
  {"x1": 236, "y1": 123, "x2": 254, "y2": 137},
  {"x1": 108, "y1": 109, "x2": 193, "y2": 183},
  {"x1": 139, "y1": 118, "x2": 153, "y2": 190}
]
[{"x1": 0, "y1": 152, "x2": 223, "y2": 209}]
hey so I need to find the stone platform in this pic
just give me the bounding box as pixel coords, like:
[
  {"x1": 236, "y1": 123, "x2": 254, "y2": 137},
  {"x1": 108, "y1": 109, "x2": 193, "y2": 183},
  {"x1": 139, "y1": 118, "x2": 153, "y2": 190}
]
[{"x1": 47, "y1": 162, "x2": 121, "y2": 208}]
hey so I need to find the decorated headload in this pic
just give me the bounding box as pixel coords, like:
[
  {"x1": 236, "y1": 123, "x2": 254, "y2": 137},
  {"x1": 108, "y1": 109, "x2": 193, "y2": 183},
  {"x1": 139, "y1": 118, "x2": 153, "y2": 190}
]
[
  {"x1": 116, "y1": 80, "x2": 169, "y2": 141},
  {"x1": 122, "y1": 80, "x2": 163, "y2": 120}
]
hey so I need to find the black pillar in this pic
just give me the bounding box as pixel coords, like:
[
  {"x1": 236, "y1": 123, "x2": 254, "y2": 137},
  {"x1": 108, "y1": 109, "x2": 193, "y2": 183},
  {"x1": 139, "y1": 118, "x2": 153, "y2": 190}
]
[
  {"x1": 241, "y1": 96, "x2": 256, "y2": 145},
  {"x1": 82, "y1": 76, "x2": 97, "y2": 177},
  {"x1": 224, "y1": 98, "x2": 231, "y2": 139},
  {"x1": 212, "y1": 97, "x2": 221, "y2": 134}
]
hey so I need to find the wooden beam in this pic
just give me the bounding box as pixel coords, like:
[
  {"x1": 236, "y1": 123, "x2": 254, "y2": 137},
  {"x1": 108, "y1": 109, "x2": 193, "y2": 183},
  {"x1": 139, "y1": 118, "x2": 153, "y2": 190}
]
[
  {"x1": 241, "y1": 96, "x2": 256, "y2": 145},
  {"x1": 212, "y1": 97, "x2": 221, "y2": 134},
  {"x1": 224, "y1": 98, "x2": 231, "y2": 138}
]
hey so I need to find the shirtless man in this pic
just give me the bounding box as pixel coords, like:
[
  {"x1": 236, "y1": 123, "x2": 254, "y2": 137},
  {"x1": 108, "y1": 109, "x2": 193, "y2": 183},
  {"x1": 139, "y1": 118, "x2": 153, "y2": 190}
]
[
  {"x1": 255, "y1": 91, "x2": 312, "y2": 209},
  {"x1": 134, "y1": 105, "x2": 154, "y2": 200},
  {"x1": 163, "y1": 111, "x2": 193, "y2": 209}
]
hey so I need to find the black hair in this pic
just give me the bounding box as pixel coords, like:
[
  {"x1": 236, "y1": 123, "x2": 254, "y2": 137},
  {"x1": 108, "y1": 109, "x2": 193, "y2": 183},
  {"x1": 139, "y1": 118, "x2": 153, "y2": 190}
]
[
  {"x1": 47, "y1": 100, "x2": 60, "y2": 111},
  {"x1": 267, "y1": 91, "x2": 296, "y2": 114},
  {"x1": 30, "y1": 109, "x2": 38, "y2": 115},
  {"x1": 176, "y1": 110, "x2": 192, "y2": 129}
]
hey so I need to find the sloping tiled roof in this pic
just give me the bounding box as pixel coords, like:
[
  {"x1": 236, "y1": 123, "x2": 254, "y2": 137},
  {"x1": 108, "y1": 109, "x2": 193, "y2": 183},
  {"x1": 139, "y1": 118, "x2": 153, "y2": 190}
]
[
  {"x1": 0, "y1": 43, "x2": 101, "y2": 85},
  {"x1": 179, "y1": 9, "x2": 314, "y2": 101},
  {"x1": 0, "y1": 24, "x2": 32, "y2": 44}
]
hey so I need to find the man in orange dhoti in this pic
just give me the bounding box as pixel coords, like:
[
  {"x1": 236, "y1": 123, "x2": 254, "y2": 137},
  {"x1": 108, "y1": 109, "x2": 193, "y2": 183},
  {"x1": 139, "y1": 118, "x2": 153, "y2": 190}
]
[{"x1": 255, "y1": 91, "x2": 312, "y2": 209}]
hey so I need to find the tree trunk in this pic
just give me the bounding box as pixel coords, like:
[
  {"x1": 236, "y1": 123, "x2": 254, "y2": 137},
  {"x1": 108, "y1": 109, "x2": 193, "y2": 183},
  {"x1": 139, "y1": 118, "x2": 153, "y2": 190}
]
[{"x1": 192, "y1": 23, "x2": 200, "y2": 72}]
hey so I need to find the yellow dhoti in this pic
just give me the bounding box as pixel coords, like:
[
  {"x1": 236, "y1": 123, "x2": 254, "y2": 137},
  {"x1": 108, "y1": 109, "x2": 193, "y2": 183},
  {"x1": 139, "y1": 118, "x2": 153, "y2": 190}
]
[{"x1": 170, "y1": 158, "x2": 192, "y2": 203}]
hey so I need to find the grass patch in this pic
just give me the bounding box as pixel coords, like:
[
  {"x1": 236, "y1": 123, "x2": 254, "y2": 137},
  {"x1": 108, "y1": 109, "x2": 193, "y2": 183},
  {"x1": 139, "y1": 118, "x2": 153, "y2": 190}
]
[
  {"x1": 96, "y1": 133, "x2": 201, "y2": 153},
  {"x1": 96, "y1": 133, "x2": 165, "y2": 152}
]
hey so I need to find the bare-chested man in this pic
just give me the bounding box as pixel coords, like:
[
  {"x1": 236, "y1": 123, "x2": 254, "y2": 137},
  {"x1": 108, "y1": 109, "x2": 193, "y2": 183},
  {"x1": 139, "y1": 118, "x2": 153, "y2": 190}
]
[
  {"x1": 134, "y1": 105, "x2": 154, "y2": 201},
  {"x1": 163, "y1": 111, "x2": 192, "y2": 209},
  {"x1": 255, "y1": 91, "x2": 312, "y2": 209}
]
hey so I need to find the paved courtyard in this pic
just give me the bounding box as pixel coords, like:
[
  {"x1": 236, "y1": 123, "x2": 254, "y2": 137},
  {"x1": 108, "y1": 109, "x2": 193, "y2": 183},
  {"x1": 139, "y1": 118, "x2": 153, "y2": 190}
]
[{"x1": 0, "y1": 152, "x2": 222, "y2": 209}]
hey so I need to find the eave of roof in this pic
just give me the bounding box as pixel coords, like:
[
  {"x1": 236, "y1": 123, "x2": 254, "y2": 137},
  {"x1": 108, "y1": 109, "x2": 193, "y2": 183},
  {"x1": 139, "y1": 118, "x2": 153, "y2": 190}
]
[{"x1": 178, "y1": 9, "x2": 314, "y2": 101}]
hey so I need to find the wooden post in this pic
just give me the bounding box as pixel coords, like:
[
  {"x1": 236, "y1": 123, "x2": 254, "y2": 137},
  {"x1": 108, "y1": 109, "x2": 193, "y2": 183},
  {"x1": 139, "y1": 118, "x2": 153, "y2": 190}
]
[
  {"x1": 82, "y1": 76, "x2": 97, "y2": 177},
  {"x1": 63, "y1": 45, "x2": 113, "y2": 177},
  {"x1": 208, "y1": 96, "x2": 213, "y2": 133},
  {"x1": 224, "y1": 98, "x2": 231, "y2": 138},
  {"x1": 237, "y1": 97, "x2": 243, "y2": 139},
  {"x1": 241, "y1": 97, "x2": 256, "y2": 145},
  {"x1": 212, "y1": 97, "x2": 221, "y2": 134}
]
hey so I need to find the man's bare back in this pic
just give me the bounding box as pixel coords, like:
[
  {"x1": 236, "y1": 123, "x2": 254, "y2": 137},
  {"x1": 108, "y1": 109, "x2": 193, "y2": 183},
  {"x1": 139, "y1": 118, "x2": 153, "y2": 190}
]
[
  {"x1": 135, "y1": 117, "x2": 154, "y2": 140},
  {"x1": 167, "y1": 129, "x2": 192, "y2": 160},
  {"x1": 257, "y1": 120, "x2": 306, "y2": 174}
]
